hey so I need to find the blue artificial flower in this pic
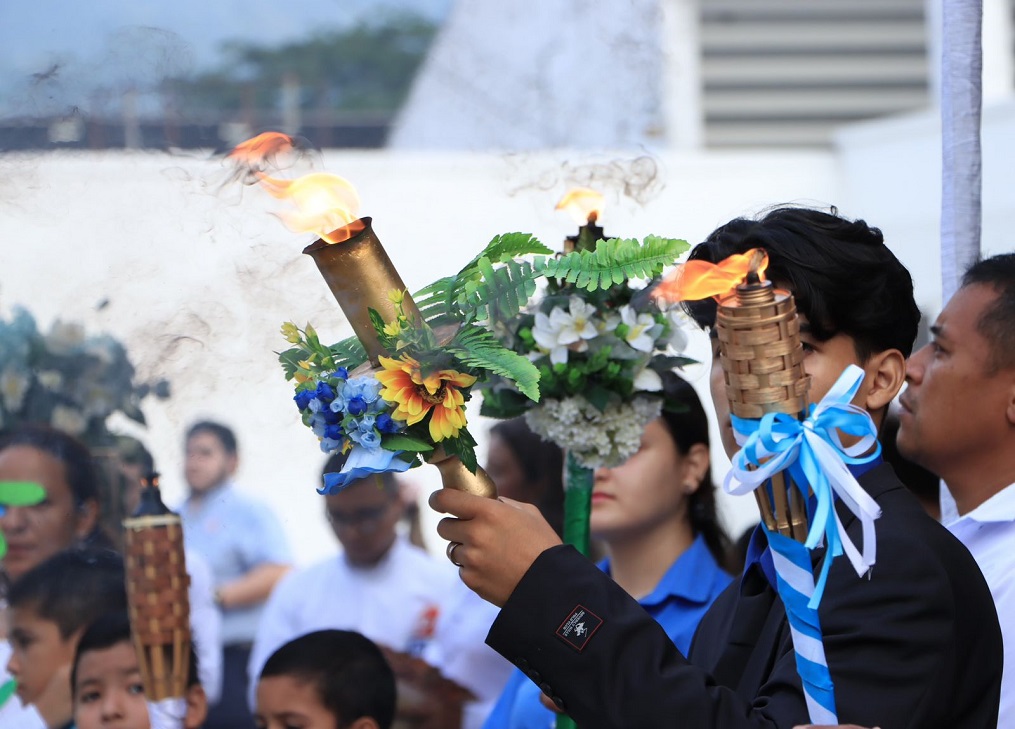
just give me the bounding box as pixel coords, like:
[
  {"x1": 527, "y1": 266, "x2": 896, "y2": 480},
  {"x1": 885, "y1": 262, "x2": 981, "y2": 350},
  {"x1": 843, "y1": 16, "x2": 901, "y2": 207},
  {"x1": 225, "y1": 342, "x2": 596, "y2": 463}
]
[
  {"x1": 294, "y1": 390, "x2": 315, "y2": 410},
  {"x1": 347, "y1": 396, "x2": 367, "y2": 416},
  {"x1": 345, "y1": 375, "x2": 382, "y2": 403},
  {"x1": 335, "y1": 367, "x2": 349, "y2": 379},
  {"x1": 321, "y1": 407, "x2": 341, "y2": 425},
  {"x1": 311, "y1": 419, "x2": 327, "y2": 438},
  {"x1": 315, "y1": 381, "x2": 336, "y2": 402},
  {"x1": 324, "y1": 424, "x2": 344, "y2": 441},
  {"x1": 320, "y1": 437, "x2": 343, "y2": 453},
  {"x1": 308, "y1": 398, "x2": 323, "y2": 413},
  {"x1": 358, "y1": 430, "x2": 381, "y2": 449},
  {"x1": 320, "y1": 445, "x2": 411, "y2": 494},
  {"x1": 376, "y1": 413, "x2": 400, "y2": 433},
  {"x1": 329, "y1": 399, "x2": 344, "y2": 413}
]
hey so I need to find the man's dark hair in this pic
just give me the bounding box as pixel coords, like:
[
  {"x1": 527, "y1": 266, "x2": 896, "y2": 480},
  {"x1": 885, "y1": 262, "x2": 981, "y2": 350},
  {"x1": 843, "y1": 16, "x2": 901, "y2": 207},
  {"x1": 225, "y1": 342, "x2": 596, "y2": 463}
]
[
  {"x1": 681, "y1": 207, "x2": 920, "y2": 360},
  {"x1": 8, "y1": 549, "x2": 127, "y2": 639},
  {"x1": 962, "y1": 253, "x2": 1015, "y2": 372},
  {"x1": 185, "y1": 421, "x2": 237, "y2": 456},
  {"x1": 71, "y1": 610, "x2": 200, "y2": 694},
  {"x1": 260, "y1": 629, "x2": 396, "y2": 729}
]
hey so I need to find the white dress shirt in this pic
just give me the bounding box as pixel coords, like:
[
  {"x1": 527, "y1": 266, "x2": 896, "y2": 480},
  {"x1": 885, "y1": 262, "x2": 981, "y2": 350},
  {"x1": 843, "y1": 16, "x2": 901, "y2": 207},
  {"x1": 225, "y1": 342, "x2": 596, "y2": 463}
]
[
  {"x1": 947, "y1": 481, "x2": 1015, "y2": 729},
  {"x1": 247, "y1": 536, "x2": 457, "y2": 708},
  {"x1": 423, "y1": 578, "x2": 514, "y2": 729}
]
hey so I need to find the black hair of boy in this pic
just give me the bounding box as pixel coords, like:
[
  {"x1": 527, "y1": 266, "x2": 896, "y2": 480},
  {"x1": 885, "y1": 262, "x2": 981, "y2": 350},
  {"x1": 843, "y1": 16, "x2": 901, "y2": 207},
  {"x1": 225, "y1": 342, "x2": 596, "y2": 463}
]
[
  {"x1": 260, "y1": 630, "x2": 396, "y2": 729},
  {"x1": 681, "y1": 206, "x2": 920, "y2": 360},
  {"x1": 71, "y1": 611, "x2": 200, "y2": 694},
  {"x1": 8, "y1": 548, "x2": 127, "y2": 639}
]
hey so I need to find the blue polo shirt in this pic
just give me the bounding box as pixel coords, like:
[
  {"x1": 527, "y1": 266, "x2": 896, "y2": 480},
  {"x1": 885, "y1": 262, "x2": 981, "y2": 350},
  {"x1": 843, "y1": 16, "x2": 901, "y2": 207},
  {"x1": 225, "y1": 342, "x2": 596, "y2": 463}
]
[
  {"x1": 484, "y1": 534, "x2": 731, "y2": 729},
  {"x1": 180, "y1": 481, "x2": 292, "y2": 645}
]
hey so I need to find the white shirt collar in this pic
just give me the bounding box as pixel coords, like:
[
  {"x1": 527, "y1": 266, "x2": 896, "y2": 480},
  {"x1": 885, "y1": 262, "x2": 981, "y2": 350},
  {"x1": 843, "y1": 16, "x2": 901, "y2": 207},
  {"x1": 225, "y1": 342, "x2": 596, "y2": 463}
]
[{"x1": 952, "y1": 481, "x2": 1015, "y2": 526}]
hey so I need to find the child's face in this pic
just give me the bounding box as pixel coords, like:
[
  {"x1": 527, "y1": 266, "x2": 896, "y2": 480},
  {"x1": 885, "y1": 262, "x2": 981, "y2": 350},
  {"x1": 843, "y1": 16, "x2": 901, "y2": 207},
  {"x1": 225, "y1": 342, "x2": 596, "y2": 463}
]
[
  {"x1": 255, "y1": 675, "x2": 339, "y2": 729},
  {"x1": 6, "y1": 606, "x2": 78, "y2": 708},
  {"x1": 73, "y1": 641, "x2": 151, "y2": 729}
]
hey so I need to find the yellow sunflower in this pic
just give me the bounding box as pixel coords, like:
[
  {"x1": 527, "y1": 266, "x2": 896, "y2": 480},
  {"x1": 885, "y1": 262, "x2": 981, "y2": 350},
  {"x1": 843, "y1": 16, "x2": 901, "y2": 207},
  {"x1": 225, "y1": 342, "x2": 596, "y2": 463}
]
[{"x1": 376, "y1": 354, "x2": 477, "y2": 442}]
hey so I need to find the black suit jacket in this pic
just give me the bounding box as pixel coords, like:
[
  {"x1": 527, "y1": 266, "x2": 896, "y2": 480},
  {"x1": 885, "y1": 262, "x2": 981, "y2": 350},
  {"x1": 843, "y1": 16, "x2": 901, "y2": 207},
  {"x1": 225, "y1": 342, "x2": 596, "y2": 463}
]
[{"x1": 487, "y1": 464, "x2": 1002, "y2": 728}]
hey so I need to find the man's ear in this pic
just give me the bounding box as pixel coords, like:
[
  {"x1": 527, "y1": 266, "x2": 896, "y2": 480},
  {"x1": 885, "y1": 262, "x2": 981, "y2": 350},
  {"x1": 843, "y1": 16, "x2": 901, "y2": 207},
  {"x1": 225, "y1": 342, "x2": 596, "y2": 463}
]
[
  {"x1": 1005, "y1": 370, "x2": 1015, "y2": 427},
  {"x1": 183, "y1": 684, "x2": 208, "y2": 729},
  {"x1": 861, "y1": 348, "x2": 907, "y2": 415}
]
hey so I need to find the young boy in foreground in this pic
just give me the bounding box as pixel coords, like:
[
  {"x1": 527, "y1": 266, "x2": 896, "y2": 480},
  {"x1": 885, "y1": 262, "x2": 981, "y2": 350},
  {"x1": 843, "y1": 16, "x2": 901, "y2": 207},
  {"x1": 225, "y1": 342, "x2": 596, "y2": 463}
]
[
  {"x1": 6, "y1": 550, "x2": 127, "y2": 729},
  {"x1": 254, "y1": 630, "x2": 395, "y2": 729},
  {"x1": 71, "y1": 611, "x2": 207, "y2": 729}
]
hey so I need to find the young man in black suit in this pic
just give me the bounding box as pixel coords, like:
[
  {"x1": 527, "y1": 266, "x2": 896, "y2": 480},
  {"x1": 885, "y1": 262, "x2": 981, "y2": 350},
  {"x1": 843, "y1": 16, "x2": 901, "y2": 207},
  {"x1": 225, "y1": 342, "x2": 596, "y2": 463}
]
[{"x1": 431, "y1": 208, "x2": 1002, "y2": 729}]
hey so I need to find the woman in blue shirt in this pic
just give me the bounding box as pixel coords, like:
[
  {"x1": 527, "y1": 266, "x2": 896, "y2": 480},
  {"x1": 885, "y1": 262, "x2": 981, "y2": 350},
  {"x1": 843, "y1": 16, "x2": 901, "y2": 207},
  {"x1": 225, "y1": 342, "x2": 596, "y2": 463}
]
[{"x1": 484, "y1": 373, "x2": 732, "y2": 729}]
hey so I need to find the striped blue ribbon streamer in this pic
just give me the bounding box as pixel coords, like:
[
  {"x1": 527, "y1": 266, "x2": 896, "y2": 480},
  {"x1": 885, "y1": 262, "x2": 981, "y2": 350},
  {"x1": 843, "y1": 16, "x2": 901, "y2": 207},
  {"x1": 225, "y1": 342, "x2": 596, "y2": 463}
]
[
  {"x1": 769, "y1": 530, "x2": 838, "y2": 724},
  {"x1": 725, "y1": 365, "x2": 884, "y2": 724}
]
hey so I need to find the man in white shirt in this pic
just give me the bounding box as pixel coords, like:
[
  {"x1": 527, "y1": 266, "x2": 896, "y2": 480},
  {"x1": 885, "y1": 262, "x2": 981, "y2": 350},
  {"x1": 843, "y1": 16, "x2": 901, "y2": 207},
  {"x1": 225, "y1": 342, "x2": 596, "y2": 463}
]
[
  {"x1": 897, "y1": 252, "x2": 1015, "y2": 728},
  {"x1": 247, "y1": 459, "x2": 457, "y2": 709}
]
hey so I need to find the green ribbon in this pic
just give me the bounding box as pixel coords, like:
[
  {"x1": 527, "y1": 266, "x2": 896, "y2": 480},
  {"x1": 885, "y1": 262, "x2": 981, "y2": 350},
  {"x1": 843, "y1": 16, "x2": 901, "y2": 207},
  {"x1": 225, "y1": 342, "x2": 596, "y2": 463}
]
[
  {"x1": 556, "y1": 453, "x2": 594, "y2": 729},
  {"x1": 0, "y1": 480, "x2": 47, "y2": 559},
  {"x1": 0, "y1": 679, "x2": 16, "y2": 709}
]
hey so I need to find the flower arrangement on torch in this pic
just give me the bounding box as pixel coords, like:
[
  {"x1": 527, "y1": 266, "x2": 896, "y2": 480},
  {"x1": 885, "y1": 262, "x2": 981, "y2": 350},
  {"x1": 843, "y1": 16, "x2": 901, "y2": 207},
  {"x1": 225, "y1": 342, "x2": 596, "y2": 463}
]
[
  {"x1": 277, "y1": 228, "x2": 556, "y2": 492},
  {"x1": 479, "y1": 189, "x2": 693, "y2": 469}
]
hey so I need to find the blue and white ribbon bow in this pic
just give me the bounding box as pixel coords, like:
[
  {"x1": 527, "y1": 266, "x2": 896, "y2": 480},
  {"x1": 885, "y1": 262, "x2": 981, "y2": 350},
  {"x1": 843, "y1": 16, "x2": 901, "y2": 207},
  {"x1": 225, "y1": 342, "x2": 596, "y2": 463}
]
[{"x1": 725, "y1": 364, "x2": 884, "y2": 724}]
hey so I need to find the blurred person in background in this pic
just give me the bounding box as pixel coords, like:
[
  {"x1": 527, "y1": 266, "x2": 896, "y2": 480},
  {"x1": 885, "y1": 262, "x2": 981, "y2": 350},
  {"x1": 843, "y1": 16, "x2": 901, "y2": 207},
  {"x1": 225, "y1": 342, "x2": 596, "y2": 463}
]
[
  {"x1": 178, "y1": 420, "x2": 291, "y2": 729},
  {"x1": 247, "y1": 457, "x2": 457, "y2": 720}
]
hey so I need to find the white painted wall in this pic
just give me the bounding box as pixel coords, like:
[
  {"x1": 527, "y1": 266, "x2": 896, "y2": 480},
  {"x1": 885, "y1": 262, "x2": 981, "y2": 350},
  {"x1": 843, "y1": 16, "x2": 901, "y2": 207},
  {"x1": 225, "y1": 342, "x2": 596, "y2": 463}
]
[{"x1": 0, "y1": 147, "x2": 839, "y2": 563}]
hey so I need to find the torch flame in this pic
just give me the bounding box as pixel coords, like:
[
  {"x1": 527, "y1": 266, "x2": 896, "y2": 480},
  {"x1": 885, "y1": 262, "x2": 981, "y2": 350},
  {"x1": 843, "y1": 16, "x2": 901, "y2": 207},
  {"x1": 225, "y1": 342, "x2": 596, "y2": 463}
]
[
  {"x1": 229, "y1": 132, "x2": 363, "y2": 244},
  {"x1": 654, "y1": 249, "x2": 770, "y2": 303},
  {"x1": 227, "y1": 131, "x2": 298, "y2": 165},
  {"x1": 556, "y1": 187, "x2": 605, "y2": 226}
]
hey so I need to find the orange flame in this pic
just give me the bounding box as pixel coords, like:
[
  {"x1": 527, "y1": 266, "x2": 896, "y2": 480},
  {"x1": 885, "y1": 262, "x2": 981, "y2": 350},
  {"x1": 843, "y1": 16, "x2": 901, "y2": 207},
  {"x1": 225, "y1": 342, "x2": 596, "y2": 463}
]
[
  {"x1": 229, "y1": 132, "x2": 363, "y2": 244},
  {"x1": 555, "y1": 187, "x2": 605, "y2": 226},
  {"x1": 227, "y1": 131, "x2": 297, "y2": 164},
  {"x1": 654, "y1": 249, "x2": 769, "y2": 303}
]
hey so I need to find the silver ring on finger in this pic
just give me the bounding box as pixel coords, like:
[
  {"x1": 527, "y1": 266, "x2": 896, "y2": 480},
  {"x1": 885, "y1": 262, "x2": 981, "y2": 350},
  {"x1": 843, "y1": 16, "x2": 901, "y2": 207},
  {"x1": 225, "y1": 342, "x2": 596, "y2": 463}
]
[{"x1": 446, "y1": 540, "x2": 464, "y2": 567}]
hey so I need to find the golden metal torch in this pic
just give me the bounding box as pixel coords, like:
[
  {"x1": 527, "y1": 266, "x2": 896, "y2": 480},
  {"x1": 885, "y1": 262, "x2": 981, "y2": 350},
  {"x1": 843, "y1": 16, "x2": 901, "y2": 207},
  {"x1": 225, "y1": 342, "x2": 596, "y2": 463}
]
[{"x1": 304, "y1": 218, "x2": 498, "y2": 499}]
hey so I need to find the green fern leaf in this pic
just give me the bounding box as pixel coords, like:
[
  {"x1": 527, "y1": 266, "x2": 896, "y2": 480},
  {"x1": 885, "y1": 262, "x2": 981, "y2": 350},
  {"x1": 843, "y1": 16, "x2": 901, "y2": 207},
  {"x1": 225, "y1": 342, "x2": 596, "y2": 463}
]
[
  {"x1": 328, "y1": 336, "x2": 368, "y2": 370},
  {"x1": 537, "y1": 236, "x2": 689, "y2": 291},
  {"x1": 447, "y1": 327, "x2": 540, "y2": 401},
  {"x1": 457, "y1": 232, "x2": 552, "y2": 274},
  {"x1": 456, "y1": 258, "x2": 539, "y2": 324}
]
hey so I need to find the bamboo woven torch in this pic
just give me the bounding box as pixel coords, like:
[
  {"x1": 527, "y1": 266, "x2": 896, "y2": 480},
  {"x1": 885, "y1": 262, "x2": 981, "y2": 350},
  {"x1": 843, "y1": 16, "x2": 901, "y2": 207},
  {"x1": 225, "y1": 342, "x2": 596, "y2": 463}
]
[
  {"x1": 122, "y1": 473, "x2": 192, "y2": 701},
  {"x1": 715, "y1": 255, "x2": 811, "y2": 540}
]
